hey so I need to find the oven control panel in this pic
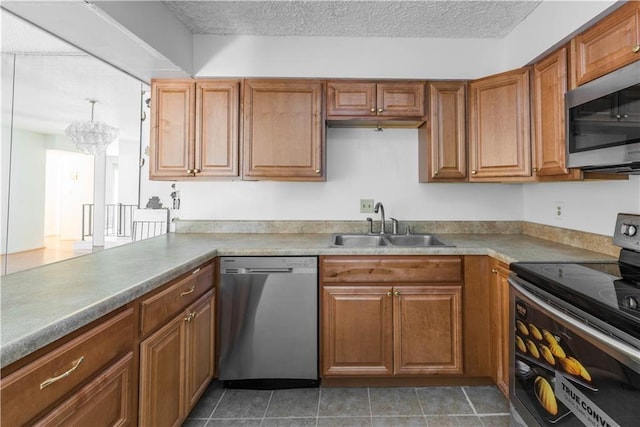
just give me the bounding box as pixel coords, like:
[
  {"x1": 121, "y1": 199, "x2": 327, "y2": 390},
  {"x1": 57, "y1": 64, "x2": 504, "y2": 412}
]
[{"x1": 613, "y1": 213, "x2": 640, "y2": 250}]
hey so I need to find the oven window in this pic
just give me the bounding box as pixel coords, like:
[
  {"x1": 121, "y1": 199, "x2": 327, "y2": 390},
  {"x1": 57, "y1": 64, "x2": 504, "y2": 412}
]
[
  {"x1": 513, "y1": 297, "x2": 640, "y2": 426},
  {"x1": 569, "y1": 83, "x2": 640, "y2": 153}
]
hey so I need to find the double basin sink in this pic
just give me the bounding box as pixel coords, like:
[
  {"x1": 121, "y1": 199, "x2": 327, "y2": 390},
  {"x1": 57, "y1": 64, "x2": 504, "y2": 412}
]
[{"x1": 331, "y1": 233, "x2": 454, "y2": 248}]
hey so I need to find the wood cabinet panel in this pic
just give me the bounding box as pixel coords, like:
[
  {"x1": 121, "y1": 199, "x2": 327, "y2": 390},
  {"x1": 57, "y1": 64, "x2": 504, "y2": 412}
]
[
  {"x1": 243, "y1": 80, "x2": 324, "y2": 180},
  {"x1": 321, "y1": 286, "x2": 394, "y2": 376},
  {"x1": 469, "y1": 68, "x2": 532, "y2": 180},
  {"x1": 572, "y1": 1, "x2": 640, "y2": 86},
  {"x1": 394, "y1": 286, "x2": 463, "y2": 375},
  {"x1": 33, "y1": 353, "x2": 134, "y2": 427},
  {"x1": 139, "y1": 290, "x2": 215, "y2": 427},
  {"x1": 185, "y1": 290, "x2": 216, "y2": 409},
  {"x1": 150, "y1": 80, "x2": 195, "y2": 179},
  {"x1": 490, "y1": 259, "x2": 510, "y2": 398},
  {"x1": 327, "y1": 81, "x2": 425, "y2": 121},
  {"x1": 1, "y1": 309, "x2": 134, "y2": 427},
  {"x1": 196, "y1": 80, "x2": 240, "y2": 177},
  {"x1": 320, "y1": 256, "x2": 465, "y2": 379},
  {"x1": 419, "y1": 81, "x2": 467, "y2": 182},
  {"x1": 139, "y1": 311, "x2": 185, "y2": 427},
  {"x1": 327, "y1": 82, "x2": 377, "y2": 116},
  {"x1": 321, "y1": 256, "x2": 463, "y2": 283},
  {"x1": 377, "y1": 83, "x2": 425, "y2": 117},
  {"x1": 140, "y1": 262, "x2": 214, "y2": 337},
  {"x1": 462, "y1": 256, "x2": 491, "y2": 377},
  {"x1": 533, "y1": 46, "x2": 573, "y2": 177},
  {"x1": 150, "y1": 79, "x2": 240, "y2": 180}
]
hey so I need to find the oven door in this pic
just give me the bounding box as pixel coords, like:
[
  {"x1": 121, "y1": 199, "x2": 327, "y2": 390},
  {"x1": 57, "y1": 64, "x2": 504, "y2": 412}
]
[{"x1": 509, "y1": 275, "x2": 640, "y2": 427}]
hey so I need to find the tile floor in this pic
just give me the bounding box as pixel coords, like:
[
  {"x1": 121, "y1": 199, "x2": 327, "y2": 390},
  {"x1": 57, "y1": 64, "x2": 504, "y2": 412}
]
[{"x1": 183, "y1": 383, "x2": 510, "y2": 427}]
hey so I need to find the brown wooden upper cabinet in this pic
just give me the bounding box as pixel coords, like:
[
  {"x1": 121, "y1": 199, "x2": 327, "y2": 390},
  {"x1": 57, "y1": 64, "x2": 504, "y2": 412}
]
[
  {"x1": 327, "y1": 81, "x2": 425, "y2": 121},
  {"x1": 571, "y1": 1, "x2": 640, "y2": 87},
  {"x1": 532, "y1": 46, "x2": 576, "y2": 177},
  {"x1": 150, "y1": 79, "x2": 240, "y2": 180},
  {"x1": 243, "y1": 79, "x2": 325, "y2": 181},
  {"x1": 419, "y1": 81, "x2": 467, "y2": 182},
  {"x1": 469, "y1": 68, "x2": 532, "y2": 182}
]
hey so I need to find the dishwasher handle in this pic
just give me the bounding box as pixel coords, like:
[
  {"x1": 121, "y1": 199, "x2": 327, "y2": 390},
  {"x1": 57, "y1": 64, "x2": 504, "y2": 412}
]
[{"x1": 222, "y1": 267, "x2": 294, "y2": 274}]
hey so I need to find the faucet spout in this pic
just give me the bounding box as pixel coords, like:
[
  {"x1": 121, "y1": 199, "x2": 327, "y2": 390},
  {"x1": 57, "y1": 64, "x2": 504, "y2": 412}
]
[{"x1": 374, "y1": 202, "x2": 385, "y2": 234}]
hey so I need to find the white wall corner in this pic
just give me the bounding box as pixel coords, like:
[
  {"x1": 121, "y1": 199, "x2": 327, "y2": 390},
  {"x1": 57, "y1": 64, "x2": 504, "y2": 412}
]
[
  {"x1": 93, "y1": 1, "x2": 194, "y2": 76},
  {"x1": 503, "y1": 0, "x2": 620, "y2": 68}
]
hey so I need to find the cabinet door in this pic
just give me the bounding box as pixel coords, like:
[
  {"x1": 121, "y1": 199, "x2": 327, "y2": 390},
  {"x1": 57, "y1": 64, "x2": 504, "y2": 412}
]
[
  {"x1": 393, "y1": 286, "x2": 463, "y2": 375},
  {"x1": 195, "y1": 80, "x2": 240, "y2": 178},
  {"x1": 419, "y1": 81, "x2": 466, "y2": 181},
  {"x1": 533, "y1": 47, "x2": 571, "y2": 177},
  {"x1": 377, "y1": 82, "x2": 425, "y2": 117},
  {"x1": 34, "y1": 353, "x2": 134, "y2": 427},
  {"x1": 490, "y1": 260, "x2": 510, "y2": 398},
  {"x1": 469, "y1": 68, "x2": 532, "y2": 180},
  {"x1": 150, "y1": 79, "x2": 195, "y2": 179},
  {"x1": 572, "y1": 1, "x2": 640, "y2": 86},
  {"x1": 139, "y1": 313, "x2": 186, "y2": 427},
  {"x1": 185, "y1": 291, "x2": 215, "y2": 411},
  {"x1": 243, "y1": 80, "x2": 324, "y2": 181},
  {"x1": 327, "y1": 81, "x2": 377, "y2": 116},
  {"x1": 321, "y1": 286, "x2": 393, "y2": 376}
]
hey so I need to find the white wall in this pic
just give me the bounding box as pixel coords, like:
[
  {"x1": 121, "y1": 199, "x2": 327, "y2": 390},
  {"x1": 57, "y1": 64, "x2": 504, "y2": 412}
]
[
  {"x1": 503, "y1": 0, "x2": 618, "y2": 67},
  {"x1": 44, "y1": 149, "x2": 94, "y2": 240},
  {"x1": 175, "y1": 0, "x2": 640, "y2": 236},
  {"x1": 1, "y1": 53, "x2": 14, "y2": 254},
  {"x1": 152, "y1": 128, "x2": 523, "y2": 221},
  {"x1": 4, "y1": 128, "x2": 47, "y2": 253},
  {"x1": 194, "y1": 35, "x2": 505, "y2": 79},
  {"x1": 523, "y1": 177, "x2": 640, "y2": 236}
]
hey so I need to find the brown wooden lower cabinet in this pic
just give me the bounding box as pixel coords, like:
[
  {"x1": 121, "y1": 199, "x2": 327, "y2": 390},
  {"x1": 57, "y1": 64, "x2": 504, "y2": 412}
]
[
  {"x1": 139, "y1": 290, "x2": 215, "y2": 427},
  {"x1": 34, "y1": 352, "x2": 135, "y2": 426},
  {"x1": 0, "y1": 308, "x2": 135, "y2": 427},
  {"x1": 321, "y1": 256, "x2": 464, "y2": 378},
  {"x1": 490, "y1": 259, "x2": 511, "y2": 397}
]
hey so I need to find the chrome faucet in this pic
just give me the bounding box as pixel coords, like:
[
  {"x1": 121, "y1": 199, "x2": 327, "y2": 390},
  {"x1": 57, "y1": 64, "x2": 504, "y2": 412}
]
[
  {"x1": 390, "y1": 218, "x2": 399, "y2": 234},
  {"x1": 374, "y1": 202, "x2": 385, "y2": 234}
]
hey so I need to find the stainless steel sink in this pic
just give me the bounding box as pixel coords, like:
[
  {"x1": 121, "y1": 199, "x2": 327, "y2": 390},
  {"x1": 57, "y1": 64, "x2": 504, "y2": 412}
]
[
  {"x1": 331, "y1": 233, "x2": 453, "y2": 247},
  {"x1": 385, "y1": 234, "x2": 450, "y2": 247},
  {"x1": 331, "y1": 234, "x2": 389, "y2": 247}
]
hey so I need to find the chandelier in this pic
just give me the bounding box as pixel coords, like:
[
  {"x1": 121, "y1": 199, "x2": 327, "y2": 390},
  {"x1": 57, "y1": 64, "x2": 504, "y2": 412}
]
[{"x1": 65, "y1": 100, "x2": 118, "y2": 155}]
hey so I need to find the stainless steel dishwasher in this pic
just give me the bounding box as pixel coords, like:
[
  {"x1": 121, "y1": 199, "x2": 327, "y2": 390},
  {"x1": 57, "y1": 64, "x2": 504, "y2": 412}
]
[{"x1": 218, "y1": 256, "x2": 318, "y2": 388}]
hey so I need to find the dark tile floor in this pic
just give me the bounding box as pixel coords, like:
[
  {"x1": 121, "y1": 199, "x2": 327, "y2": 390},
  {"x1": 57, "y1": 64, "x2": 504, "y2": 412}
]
[{"x1": 183, "y1": 383, "x2": 510, "y2": 427}]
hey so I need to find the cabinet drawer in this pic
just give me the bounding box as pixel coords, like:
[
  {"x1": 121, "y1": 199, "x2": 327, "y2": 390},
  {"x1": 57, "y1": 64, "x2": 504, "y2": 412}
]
[
  {"x1": 34, "y1": 352, "x2": 134, "y2": 427},
  {"x1": 321, "y1": 256, "x2": 463, "y2": 283},
  {"x1": 140, "y1": 262, "x2": 214, "y2": 337},
  {"x1": 1, "y1": 308, "x2": 134, "y2": 426}
]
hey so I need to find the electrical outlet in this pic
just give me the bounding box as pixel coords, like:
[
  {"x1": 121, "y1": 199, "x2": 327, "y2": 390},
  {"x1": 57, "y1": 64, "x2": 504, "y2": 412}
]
[
  {"x1": 554, "y1": 201, "x2": 564, "y2": 220},
  {"x1": 360, "y1": 199, "x2": 374, "y2": 213}
]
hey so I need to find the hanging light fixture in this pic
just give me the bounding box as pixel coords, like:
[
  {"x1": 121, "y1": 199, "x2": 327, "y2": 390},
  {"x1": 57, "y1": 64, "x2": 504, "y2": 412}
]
[{"x1": 65, "y1": 99, "x2": 119, "y2": 155}]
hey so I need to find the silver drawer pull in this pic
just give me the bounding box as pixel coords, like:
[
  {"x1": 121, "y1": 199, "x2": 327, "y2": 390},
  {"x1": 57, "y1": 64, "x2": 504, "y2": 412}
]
[
  {"x1": 180, "y1": 285, "x2": 195, "y2": 297},
  {"x1": 191, "y1": 268, "x2": 201, "y2": 275},
  {"x1": 40, "y1": 356, "x2": 85, "y2": 390}
]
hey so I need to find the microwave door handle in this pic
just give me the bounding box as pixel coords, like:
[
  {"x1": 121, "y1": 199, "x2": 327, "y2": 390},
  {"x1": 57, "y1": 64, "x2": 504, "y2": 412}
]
[{"x1": 509, "y1": 276, "x2": 640, "y2": 374}]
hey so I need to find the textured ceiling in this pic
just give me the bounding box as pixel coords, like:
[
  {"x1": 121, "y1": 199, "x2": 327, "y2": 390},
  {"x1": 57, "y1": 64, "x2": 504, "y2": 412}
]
[
  {"x1": 163, "y1": 0, "x2": 541, "y2": 39},
  {"x1": 1, "y1": 11, "x2": 145, "y2": 146}
]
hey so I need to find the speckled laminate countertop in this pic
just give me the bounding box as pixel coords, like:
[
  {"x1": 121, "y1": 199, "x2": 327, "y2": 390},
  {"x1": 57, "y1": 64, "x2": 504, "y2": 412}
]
[{"x1": 0, "y1": 232, "x2": 616, "y2": 368}]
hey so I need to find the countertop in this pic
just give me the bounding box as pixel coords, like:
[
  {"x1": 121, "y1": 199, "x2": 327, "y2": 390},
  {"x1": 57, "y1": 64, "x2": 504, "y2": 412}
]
[{"x1": 0, "y1": 232, "x2": 616, "y2": 368}]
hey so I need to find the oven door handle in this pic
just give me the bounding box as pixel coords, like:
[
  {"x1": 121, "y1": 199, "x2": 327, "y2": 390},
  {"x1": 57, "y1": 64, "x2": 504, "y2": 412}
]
[{"x1": 509, "y1": 275, "x2": 640, "y2": 372}]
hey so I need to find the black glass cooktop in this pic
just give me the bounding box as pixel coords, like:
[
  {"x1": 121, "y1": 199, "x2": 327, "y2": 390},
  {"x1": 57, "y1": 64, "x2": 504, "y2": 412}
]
[{"x1": 510, "y1": 260, "x2": 640, "y2": 341}]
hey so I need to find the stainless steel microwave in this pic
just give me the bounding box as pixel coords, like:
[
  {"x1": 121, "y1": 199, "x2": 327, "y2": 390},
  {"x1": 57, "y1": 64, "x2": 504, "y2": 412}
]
[{"x1": 566, "y1": 60, "x2": 640, "y2": 174}]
